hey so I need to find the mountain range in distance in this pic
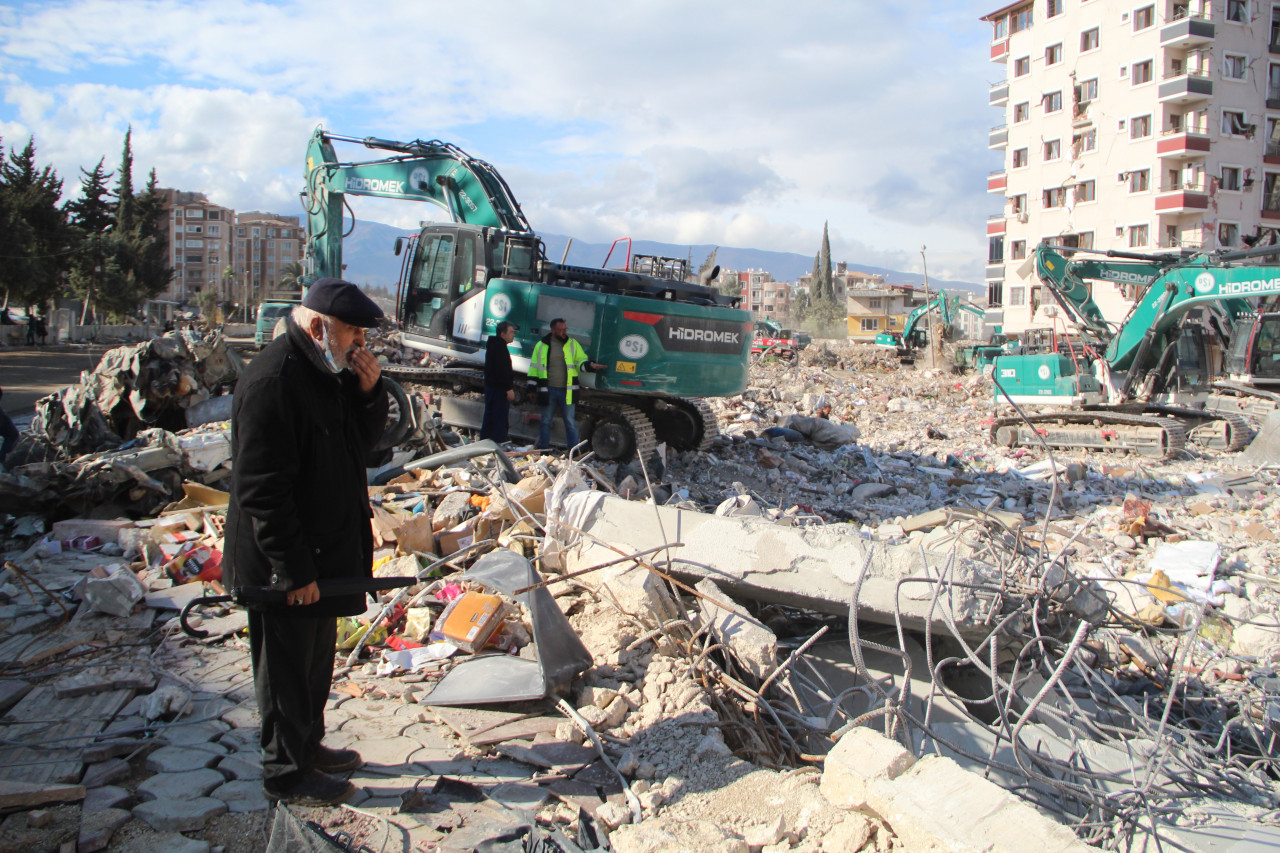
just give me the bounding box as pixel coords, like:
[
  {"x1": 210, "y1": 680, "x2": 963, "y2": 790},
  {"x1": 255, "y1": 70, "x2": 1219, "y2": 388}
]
[{"x1": 338, "y1": 218, "x2": 983, "y2": 296}]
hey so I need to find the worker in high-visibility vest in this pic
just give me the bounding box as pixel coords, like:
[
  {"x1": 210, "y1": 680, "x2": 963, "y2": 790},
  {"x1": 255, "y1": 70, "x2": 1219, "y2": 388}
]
[{"x1": 527, "y1": 317, "x2": 605, "y2": 452}]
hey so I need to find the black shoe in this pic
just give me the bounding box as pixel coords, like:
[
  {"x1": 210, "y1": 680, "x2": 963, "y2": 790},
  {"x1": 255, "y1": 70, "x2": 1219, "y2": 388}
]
[
  {"x1": 263, "y1": 770, "x2": 355, "y2": 806},
  {"x1": 314, "y1": 745, "x2": 362, "y2": 774}
]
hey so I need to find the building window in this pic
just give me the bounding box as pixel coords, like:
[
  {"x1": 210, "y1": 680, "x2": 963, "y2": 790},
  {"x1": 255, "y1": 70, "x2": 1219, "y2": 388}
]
[
  {"x1": 1047, "y1": 0, "x2": 1063, "y2": 17},
  {"x1": 867, "y1": 297, "x2": 882, "y2": 309},
  {"x1": 1224, "y1": 53, "x2": 1248, "y2": 80},
  {"x1": 1013, "y1": 148, "x2": 1029, "y2": 168},
  {"x1": 1014, "y1": 56, "x2": 1031, "y2": 76},
  {"x1": 1046, "y1": 43, "x2": 1063, "y2": 65},
  {"x1": 186, "y1": 209, "x2": 204, "y2": 219},
  {"x1": 1133, "y1": 5, "x2": 1155, "y2": 29},
  {"x1": 207, "y1": 225, "x2": 220, "y2": 236},
  {"x1": 1044, "y1": 91, "x2": 1062, "y2": 112},
  {"x1": 1009, "y1": 286, "x2": 1027, "y2": 306},
  {"x1": 208, "y1": 210, "x2": 221, "y2": 220},
  {"x1": 989, "y1": 237, "x2": 1005, "y2": 264},
  {"x1": 1073, "y1": 128, "x2": 1098, "y2": 156},
  {"x1": 1074, "y1": 180, "x2": 1096, "y2": 202},
  {"x1": 1223, "y1": 110, "x2": 1253, "y2": 136},
  {"x1": 1081, "y1": 27, "x2": 1100, "y2": 51},
  {"x1": 1014, "y1": 102, "x2": 1030, "y2": 122},
  {"x1": 1011, "y1": 240, "x2": 1027, "y2": 260},
  {"x1": 860, "y1": 318, "x2": 880, "y2": 332},
  {"x1": 1129, "y1": 169, "x2": 1151, "y2": 192},
  {"x1": 988, "y1": 281, "x2": 1004, "y2": 307},
  {"x1": 1221, "y1": 166, "x2": 1242, "y2": 190},
  {"x1": 1129, "y1": 224, "x2": 1150, "y2": 247},
  {"x1": 1043, "y1": 187, "x2": 1067, "y2": 208},
  {"x1": 1131, "y1": 115, "x2": 1152, "y2": 138},
  {"x1": 1132, "y1": 60, "x2": 1154, "y2": 85},
  {"x1": 186, "y1": 224, "x2": 203, "y2": 233},
  {"x1": 236, "y1": 228, "x2": 246, "y2": 237},
  {"x1": 1074, "y1": 78, "x2": 1098, "y2": 103},
  {"x1": 1011, "y1": 193, "x2": 1027, "y2": 214},
  {"x1": 1226, "y1": 0, "x2": 1248, "y2": 23},
  {"x1": 1044, "y1": 139, "x2": 1061, "y2": 161},
  {"x1": 1218, "y1": 222, "x2": 1239, "y2": 246},
  {"x1": 185, "y1": 255, "x2": 203, "y2": 264},
  {"x1": 173, "y1": 210, "x2": 182, "y2": 219},
  {"x1": 993, "y1": 17, "x2": 1008, "y2": 39},
  {"x1": 1011, "y1": 7, "x2": 1033, "y2": 32}
]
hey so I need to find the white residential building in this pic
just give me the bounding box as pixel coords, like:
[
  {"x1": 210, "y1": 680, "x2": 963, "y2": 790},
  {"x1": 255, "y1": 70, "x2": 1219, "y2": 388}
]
[{"x1": 983, "y1": 0, "x2": 1277, "y2": 335}]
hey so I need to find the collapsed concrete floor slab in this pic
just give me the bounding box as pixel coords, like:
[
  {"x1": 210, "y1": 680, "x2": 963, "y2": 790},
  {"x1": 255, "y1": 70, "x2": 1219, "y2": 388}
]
[{"x1": 565, "y1": 493, "x2": 1005, "y2": 634}]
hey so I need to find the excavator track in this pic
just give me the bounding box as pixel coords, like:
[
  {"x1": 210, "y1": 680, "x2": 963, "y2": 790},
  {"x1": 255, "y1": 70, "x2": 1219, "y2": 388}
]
[
  {"x1": 648, "y1": 397, "x2": 719, "y2": 452},
  {"x1": 1206, "y1": 381, "x2": 1280, "y2": 426},
  {"x1": 990, "y1": 411, "x2": 1188, "y2": 460},
  {"x1": 1145, "y1": 406, "x2": 1252, "y2": 452},
  {"x1": 579, "y1": 402, "x2": 658, "y2": 462}
]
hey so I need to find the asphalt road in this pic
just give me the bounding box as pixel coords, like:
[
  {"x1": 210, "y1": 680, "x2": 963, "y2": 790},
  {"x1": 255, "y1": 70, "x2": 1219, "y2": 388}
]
[{"x1": 0, "y1": 344, "x2": 112, "y2": 416}]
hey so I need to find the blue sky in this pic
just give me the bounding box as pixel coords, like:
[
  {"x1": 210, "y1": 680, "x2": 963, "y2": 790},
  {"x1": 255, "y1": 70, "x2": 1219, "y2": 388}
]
[{"x1": 0, "y1": 0, "x2": 1002, "y2": 281}]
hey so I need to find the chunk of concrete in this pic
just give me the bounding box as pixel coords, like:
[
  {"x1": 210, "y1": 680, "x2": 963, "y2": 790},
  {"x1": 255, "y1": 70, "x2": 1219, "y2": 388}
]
[
  {"x1": 820, "y1": 727, "x2": 916, "y2": 811},
  {"x1": 136, "y1": 768, "x2": 226, "y2": 801},
  {"x1": 863, "y1": 754, "x2": 1094, "y2": 853},
  {"x1": 695, "y1": 579, "x2": 777, "y2": 681},
  {"x1": 570, "y1": 495, "x2": 1003, "y2": 633},
  {"x1": 583, "y1": 545, "x2": 680, "y2": 628}
]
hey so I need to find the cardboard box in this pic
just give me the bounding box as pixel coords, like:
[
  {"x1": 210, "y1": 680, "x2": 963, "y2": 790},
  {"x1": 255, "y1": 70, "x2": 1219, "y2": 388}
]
[
  {"x1": 436, "y1": 518, "x2": 477, "y2": 555},
  {"x1": 437, "y1": 591, "x2": 506, "y2": 653}
]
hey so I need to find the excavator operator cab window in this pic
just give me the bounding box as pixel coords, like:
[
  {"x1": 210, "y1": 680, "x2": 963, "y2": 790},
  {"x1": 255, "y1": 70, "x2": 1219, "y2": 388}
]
[
  {"x1": 405, "y1": 233, "x2": 454, "y2": 331},
  {"x1": 1253, "y1": 315, "x2": 1280, "y2": 379}
]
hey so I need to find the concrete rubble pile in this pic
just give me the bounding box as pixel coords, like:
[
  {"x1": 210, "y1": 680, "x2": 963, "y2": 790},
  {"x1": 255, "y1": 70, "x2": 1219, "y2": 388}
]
[{"x1": 0, "y1": 339, "x2": 1278, "y2": 851}]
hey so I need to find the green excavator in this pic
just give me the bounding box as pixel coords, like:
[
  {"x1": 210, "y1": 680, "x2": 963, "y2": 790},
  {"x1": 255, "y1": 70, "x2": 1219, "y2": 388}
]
[
  {"x1": 873, "y1": 290, "x2": 986, "y2": 362},
  {"x1": 302, "y1": 130, "x2": 753, "y2": 460},
  {"x1": 988, "y1": 241, "x2": 1280, "y2": 460}
]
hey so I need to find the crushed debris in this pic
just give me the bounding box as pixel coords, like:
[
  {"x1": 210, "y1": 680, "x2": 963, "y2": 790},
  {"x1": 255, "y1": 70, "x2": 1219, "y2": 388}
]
[{"x1": 0, "y1": 335, "x2": 1279, "y2": 851}]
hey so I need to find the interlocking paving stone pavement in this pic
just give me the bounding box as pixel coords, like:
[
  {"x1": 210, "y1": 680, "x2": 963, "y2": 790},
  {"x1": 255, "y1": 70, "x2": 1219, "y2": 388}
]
[
  {"x1": 159, "y1": 720, "x2": 230, "y2": 746},
  {"x1": 211, "y1": 780, "x2": 268, "y2": 813},
  {"x1": 77, "y1": 807, "x2": 130, "y2": 852},
  {"x1": 132, "y1": 795, "x2": 228, "y2": 832},
  {"x1": 136, "y1": 768, "x2": 226, "y2": 801},
  {"x1": 145, "y1": 746, "x2": 221, "y2": 773},
  {"x1": 217, "y1": 755, "x2": 263, "y2": 781}
]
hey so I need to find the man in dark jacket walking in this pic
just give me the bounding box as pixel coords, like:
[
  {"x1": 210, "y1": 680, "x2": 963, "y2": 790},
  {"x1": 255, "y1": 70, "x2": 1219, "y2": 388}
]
[
  {"x1": 224, "y1": 278, "x2": 387, "y2": 806},
  {"x1": 480, "y1": 321, "x2": 516, "y2": 442}
]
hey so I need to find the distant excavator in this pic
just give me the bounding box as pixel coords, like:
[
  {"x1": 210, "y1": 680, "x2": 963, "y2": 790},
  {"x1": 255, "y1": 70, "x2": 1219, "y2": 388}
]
[{"x1": 873, "y1": 290, "x2": 985, "y2": 362}]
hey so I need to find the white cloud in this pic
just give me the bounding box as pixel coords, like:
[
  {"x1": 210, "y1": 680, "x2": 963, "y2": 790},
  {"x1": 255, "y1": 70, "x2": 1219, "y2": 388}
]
[{"x1": 0, "y1": 0, "x2": 1001, "y2": 280}]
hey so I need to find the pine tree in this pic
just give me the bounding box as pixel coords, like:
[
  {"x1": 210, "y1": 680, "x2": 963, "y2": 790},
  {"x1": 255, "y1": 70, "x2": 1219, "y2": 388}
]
[
  {"x1": 809, "y1": 252, "x2": 821, "y2": 301},
  {"x1": 819, "y1": 221, "x2": 834, "y2": 305},
  {"x1": 0, "y1": 137, "x2": 71, "y2": 309},
  {"x1": 65, "y1": 159, "x2": 117, "y2": 310},
  {"x1": 115, "y1": 127, "x2": 135, "y2": 232}
]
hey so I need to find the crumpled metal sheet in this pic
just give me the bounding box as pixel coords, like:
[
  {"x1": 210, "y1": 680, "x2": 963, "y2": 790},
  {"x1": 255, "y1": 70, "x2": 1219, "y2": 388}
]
[{"x1": 28, "y1": 331, "x2": 243, "y2": 458}]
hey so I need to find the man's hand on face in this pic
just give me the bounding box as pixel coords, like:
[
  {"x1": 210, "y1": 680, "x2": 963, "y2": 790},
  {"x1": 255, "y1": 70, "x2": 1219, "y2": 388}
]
[{"x1": 348, "y1": 346, "x2": 381, "y2": 395}]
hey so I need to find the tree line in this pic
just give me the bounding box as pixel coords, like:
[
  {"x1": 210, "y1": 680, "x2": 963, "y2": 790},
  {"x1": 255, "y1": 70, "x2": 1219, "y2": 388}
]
[{"x1": 0, "y1": 129, "x2": 171, "y2": 322}]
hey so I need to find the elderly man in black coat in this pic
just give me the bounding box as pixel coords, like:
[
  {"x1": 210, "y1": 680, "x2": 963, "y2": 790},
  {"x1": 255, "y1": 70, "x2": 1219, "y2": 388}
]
[{"x1": 224, "y1": 278, "x2": 387, "y2": 806}]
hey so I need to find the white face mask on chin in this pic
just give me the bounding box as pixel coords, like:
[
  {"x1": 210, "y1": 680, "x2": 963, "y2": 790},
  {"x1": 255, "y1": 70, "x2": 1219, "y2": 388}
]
[{"x1": 314, "y1": 330, "x2": 347, "y2": 373}]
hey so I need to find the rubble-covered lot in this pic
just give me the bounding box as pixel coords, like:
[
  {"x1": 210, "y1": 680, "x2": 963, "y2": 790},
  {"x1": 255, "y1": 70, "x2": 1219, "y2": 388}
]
[{"x1": 1, "y1": 334, "x2": 1279, "y2": 852}]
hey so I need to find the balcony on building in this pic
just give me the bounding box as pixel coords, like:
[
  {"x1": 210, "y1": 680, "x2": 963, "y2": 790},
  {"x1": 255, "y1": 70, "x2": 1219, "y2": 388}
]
[
  {"x1": 989, "y1": 80, "x2": 1009, "y2": 106},
  {"x1": 1156, "y1": 128, "x2": 1211, "y2": 160},
  {"x1": 1159, "y1": 14, "x2": 1214, "y2": 49},
  {"x1": 1266, "y1": 140, "x2": 1280, "y2": 167},
  {"x1": 1072, "y1": 101, "x2": 1092, "y2": 128},
  {"x1": 1155, "y1": 179, "x2": 1209, "y2": 213},
  {"x1": 985, "y1": 262, "x2": 1005, "y2": 279},
  {"x1": 988, "y1": 170, "x2": 1007, "y2": 193},
  {"x1": 990, "y1": 38, "x2": 1009, "y2": 62},
  {"x1": 1158, "y1": 71, "x2": 1213, "y2": 104},
  {"x1": 1268, "y1": 85, "x2": 1280, "y2": 112},
  {"x1": 987, "y1": 215, "x2": 1006, "y2": 236},
  {"x1": 989, "y1": 124, "x2": 1008, "y2": 149}
]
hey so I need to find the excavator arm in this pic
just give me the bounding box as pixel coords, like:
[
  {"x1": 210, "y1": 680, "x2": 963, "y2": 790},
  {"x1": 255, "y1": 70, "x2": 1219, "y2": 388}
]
[
  {"x1": 900, "y1": 290, "x2": 947, "y2": 344},
  {"x1": 303, "y1": 130, "x2": 533, "y2": 281}
]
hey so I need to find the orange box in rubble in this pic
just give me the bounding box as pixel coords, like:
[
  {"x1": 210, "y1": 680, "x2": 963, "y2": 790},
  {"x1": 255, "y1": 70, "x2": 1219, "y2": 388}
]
[{"x1": 437, "y1": 592, "x2": 506, "y2": 653}]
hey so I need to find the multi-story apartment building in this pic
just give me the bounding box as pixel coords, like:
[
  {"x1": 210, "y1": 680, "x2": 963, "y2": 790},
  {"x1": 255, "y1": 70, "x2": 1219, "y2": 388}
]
[
  {"x1": 983, "y1": 0, "x2": 1276, "y2": 335},
  {"x1": 159, "y1": 190, "x2": 235, "y2": 304},
  {"x1": 845, "y1": 283, "x2": 926, "y2": 340},
  {"x1": 727, "y1": 268, "x2": 794, "y2": 324},
  {"x1": 232, "y1": 212, "x2": 304, "y2": 305}
]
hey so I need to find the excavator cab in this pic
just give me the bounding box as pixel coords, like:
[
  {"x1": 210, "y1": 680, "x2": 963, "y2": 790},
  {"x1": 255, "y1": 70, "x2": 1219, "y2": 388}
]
[{"x1": 1224, "y1": 312, "x2": 1280, "y2": 386}]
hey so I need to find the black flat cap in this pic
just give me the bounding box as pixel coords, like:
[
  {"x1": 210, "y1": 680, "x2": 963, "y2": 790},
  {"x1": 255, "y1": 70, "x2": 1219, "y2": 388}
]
[{"x1": 302, "y1": 278, "x2": 384, "y2": 327}]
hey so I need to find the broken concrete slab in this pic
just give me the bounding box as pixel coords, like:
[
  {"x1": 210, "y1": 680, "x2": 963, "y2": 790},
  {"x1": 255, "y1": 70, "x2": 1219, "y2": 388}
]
[
  {"x1": 568, "y1": 494, "x2": 1002, "y2": 632},
  {"x1": 819, "y1": 727, "x2": 916, "y2": 811},
  {"x1": 82, "y1": 785, "x2": 130, "y2": 814},
  {"x1": 695, "y1": 579, "x2": 778, "y2": 680},
  {"x1": 144, "y1": 745, "x2": 220, "y2": 773},
  {"x1": 210, "y1": 780, "x2": 268, "y2": 813}
]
